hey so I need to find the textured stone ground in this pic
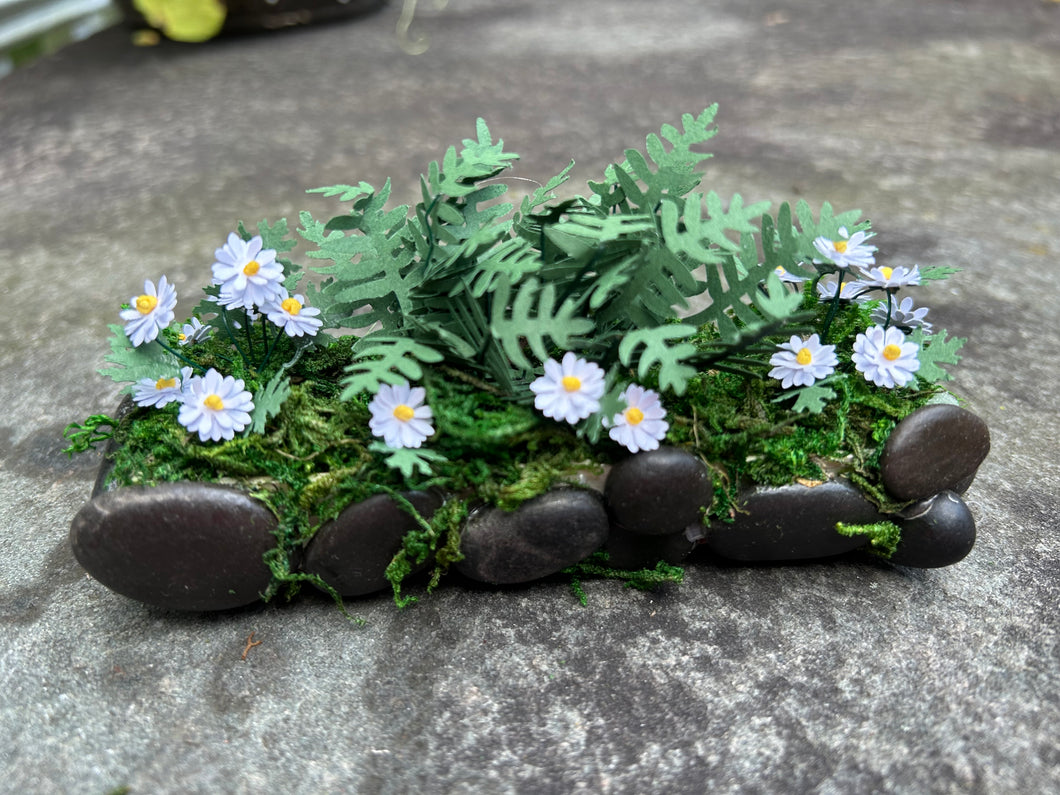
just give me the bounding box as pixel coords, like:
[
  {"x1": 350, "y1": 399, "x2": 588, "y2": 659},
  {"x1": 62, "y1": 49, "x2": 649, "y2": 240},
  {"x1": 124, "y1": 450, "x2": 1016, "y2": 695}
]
[{"x1": 2, "y1": 0, "x2": 1059, "y2": 791}]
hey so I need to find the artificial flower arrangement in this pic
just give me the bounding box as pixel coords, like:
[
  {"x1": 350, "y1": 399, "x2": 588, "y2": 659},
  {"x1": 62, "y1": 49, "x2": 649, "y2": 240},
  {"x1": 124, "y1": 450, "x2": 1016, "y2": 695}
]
[{"x1": 66, "y1": 106, "x2": 989, "y2": 612}]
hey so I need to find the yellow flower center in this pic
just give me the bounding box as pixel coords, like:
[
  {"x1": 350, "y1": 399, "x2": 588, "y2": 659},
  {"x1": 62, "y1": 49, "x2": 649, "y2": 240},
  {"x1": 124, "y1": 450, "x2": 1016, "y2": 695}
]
[
  {"x1": 155, "y1": 376, "x2": 177, "y2": 390},
  {"x1": 882, "y1": 344, "x2": 902, "y2": 361},
  {"x1": 135, "y1": 294, "x2": 158, "y2": 314},
  {"x1": 624, "y1": 406, "x2": 645, "y2": 426},
  {"x1": 204, "y1": 394, "x2": 225, "y2": 411},
  {"x1": 796, "y1": 347, "x2": 813, "y2": 366},
  {"x1": 561, "y1": 375, "x2": 582, "y2": 392},
  {"x1": 880, "y1": 266, "x2": 893, "y2": 280},
  {"x1": 393, "y1": 404, "x2": 415, "y2": 422},
  {"x1": 178, "y1": 333, "x2": 187, "y2": 342},
  {"x1": 281, "y1": 297, "x2": 302, "y2": 315},
  {"x1": 833, "y1": 240, "x2": 848, "y2": 254},
  {"x1": 243, "y1": 260, "x2": 261, "y2": 276}
]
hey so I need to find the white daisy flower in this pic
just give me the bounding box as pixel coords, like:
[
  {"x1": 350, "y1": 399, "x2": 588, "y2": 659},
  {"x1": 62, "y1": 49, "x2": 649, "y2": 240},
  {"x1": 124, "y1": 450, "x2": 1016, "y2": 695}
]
[
  {"x1": 856, "y1": 264, "x2": 921, "y2": 290},
  {"x1": 852, "y1": 325, "x2": 920, "y2": 389},
  {"x1": 606, "y1": 384, "x2": 669, "y2": 453},
  {"x1": 263, "y1": 289, "x2": 323, "y2": 337},
  {"x1": 178, "y1": 317, "x2": 212, "y2": 346},
  {"x1": 769, "y1": 334, "x2": 839, "y2": 388},
  {"x1": 211, "y1": 232, "x2": 284, "y2": 310},
  {"x1": 816, "y1": 278, "x2": 870, "y2": 303},
  {"x1": 812, "y1": 226, "x2": 877, "y2": 270},
  {"x1": 133, "y1": 367, "x2": 193, "y2": 408},
  {"x1": 177, "y1": 368, "x2": 255, "y2": 442},
  {"x1": 368, "y1": 381, "x2": 435, "y2": 449},
  {"x1": 529, "y1": 352, "x2": 606, "y2": 425},
  {"x1": 120, "y1": 275, "x2": 177, "y2": 347},
  {"x1": 871, "y1": 295, "x2": 932, "y2": 332}
]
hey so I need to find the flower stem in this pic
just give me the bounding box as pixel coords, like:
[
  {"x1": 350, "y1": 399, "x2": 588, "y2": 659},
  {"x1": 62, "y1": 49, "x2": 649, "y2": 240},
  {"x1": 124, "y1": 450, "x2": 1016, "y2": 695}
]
[
  {"x1": 154, "y1": 338, "x2": 205, "y2": 374},
  {"x1": 243, "y1": 310, "x2": 256, "y2": 361},
  {"x1": 219, "y1": 308, "x2": 249, "y2": 366},
  {"x1": 259, "y1": 323, "x2": 286, "y2": 373},
  {"x1": 821, "y1": 271, "x2": 846, "y2": 342}
]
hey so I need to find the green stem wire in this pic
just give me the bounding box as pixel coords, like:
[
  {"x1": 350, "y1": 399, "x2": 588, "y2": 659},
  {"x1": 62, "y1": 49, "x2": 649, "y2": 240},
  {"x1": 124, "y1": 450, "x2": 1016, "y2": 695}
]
[
  {"x1": 218, "y1": 307, "x2": 250, "y2": 368},
  {"x1": 153, "y1": 338, "x2": 205, "y2": 374},
  {"x1": 821, "y1": 270, "x2": 846, "y2": 342},
  {"x1": 244, "y1": 308, "x2": 256, "y2": 361}
]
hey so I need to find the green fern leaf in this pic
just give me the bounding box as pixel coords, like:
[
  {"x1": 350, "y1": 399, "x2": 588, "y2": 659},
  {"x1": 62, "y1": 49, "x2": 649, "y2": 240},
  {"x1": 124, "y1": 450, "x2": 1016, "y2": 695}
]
[
  {"x1": 100, "y1": 325, "x2": 180, "y2": 387},
  {"x1": 248, "y1": 373, "x2": 291, "y2": 434},
  {"x1": 306, "y1": 182, "x2": 376, "y2": 203},
  {"x1": 490, "y1": 276, "x2": 595, "y2": 371},
  {"x1": 516, "y1": 161, "x2": 576, "y2": 220},
  {"x1": 792, "y1": 200, "x2": 870, "y2": 262},
  {"x1": 919, "y1": 265, "x2": 962, "y2": 282},
  {"x1": 341, "y1": 336, "x2": 445, "y2": 399},
  {"x1": 754, "y1": 271, "x2": 804, "y2": 320},
  {"x1": 369, "y1": 442, "x2": 448, "y2": 479},
  {"x1": 617, "y1": 325, "x2": 699, "y2": 394},
  {"x1": 774, "y1": 382, "x2": 837, "y2": 414},
  {"x1": 660, "y1": 191, "x2": 770, "y2": 265},
  {"x1": 909, "y1": 328, "x2": 965, "y2": 383},
  {"x1": 424, "y1": 118, "x2": 519, "y2": 199},
  {"x1": 462, "y1": 236, "x2": 543, "y2": 297},
  {"x1": 589, "y1": 106, "x2": 720, "y2": 210}
]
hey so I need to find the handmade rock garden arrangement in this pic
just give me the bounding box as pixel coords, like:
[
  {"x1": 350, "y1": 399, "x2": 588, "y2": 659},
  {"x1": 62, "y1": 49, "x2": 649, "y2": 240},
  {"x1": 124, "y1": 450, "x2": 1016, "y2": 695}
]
[{"x1": 65, "y1": 106, "x2": 990, "y2": 612}]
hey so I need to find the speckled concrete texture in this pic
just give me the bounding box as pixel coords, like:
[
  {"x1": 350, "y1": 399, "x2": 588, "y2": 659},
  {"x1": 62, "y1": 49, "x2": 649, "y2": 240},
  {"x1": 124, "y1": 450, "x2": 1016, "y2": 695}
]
[{"x1": 1, "y1": 0, "x2": 1059, "y2": 791}]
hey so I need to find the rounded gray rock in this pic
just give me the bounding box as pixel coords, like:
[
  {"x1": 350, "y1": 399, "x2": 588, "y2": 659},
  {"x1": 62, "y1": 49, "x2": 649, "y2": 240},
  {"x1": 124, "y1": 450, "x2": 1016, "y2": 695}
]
[
  {"x1": 456, "y1": 489, "x2": 610, "y2": 584},
  {"x1": 890, "y1": 490, "x2": 976, "y2": 568},
  {"x1": 604, "y1": 446, "x2": 714, "y2": 536},
  {"x1": 302, "y1": 490, "x2": 443, "y2": 597},
  {"x1": 70, "y1": 482, "x2": 277, "y2": 611},
  {"x1": 704, "y1": 479, "x2": 881, "y2": 561},
  {"x1": 602, "y1": 524, "x2": 696, "y2": 570},
  {"x1": 880, "y1": 404, "x2": 990, "y2": 501}
]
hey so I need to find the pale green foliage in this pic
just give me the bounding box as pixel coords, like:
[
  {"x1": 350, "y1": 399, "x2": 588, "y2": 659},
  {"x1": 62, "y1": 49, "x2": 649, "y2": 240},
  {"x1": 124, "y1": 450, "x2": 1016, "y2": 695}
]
[
  {"x1": 776, "y1": 382, "x2": 838, "y2": 414},
  {"x1": 909, "y1": 328, "x2": 965, "y2": 383},
  {"x1": 249, "y1": 373, "x2": 291, "y2": 434},
  {"x1": 294, "y1": 109, "x2": 960, "y2": 407},
  {"x1": 370, "y1": 442, "x2": 448, "y2": 479},
  {"x1": 100, "y1": 324, "x2": 179, "y2": 387},
  {"x1": 341, "y1": 337, "x2": 445, "y2": 399},
  {"x1": 490, "y1": 276, "x2": 595, "y2": 371},
  {"x1": 618, "y1": 325, "x2": 699, "y2": 395}
]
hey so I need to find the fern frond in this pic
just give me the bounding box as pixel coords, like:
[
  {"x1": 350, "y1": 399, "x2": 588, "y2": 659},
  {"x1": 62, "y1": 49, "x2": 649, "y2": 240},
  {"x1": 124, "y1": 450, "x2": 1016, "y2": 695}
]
[
  {"x1": 618, "y1": 324, "x2": 700, "y2": 394},
  {"x1": 340, "y1": 336, "x2": 445, "y2": 398},
  {"x1": 490, "y1": 276, "x2": 595, "y2": 371}
]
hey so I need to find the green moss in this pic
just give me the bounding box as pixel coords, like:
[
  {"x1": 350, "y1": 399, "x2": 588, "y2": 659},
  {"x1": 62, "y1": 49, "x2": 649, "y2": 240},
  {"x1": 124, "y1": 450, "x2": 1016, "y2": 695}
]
[
  {"x1": 562, "y1": 553, "x2": 685, "y2": 606},
  {"x1": 98, "y1": 297, "x2": 942, "y2": 605},
  {"x1": 836, "y1": 520, "x2": 903, "y2": 558}
]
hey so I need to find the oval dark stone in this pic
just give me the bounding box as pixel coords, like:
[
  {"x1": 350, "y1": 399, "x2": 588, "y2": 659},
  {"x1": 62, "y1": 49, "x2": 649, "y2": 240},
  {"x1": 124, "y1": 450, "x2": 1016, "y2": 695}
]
[
  {"x1": 604, "y1": 446, "x2": 714, "y2": 536},
  {"x1": 889, "y1": 490, "x2": 976, "y2": 568},
  {"x1": 456, "y1": 489, "x2": 610, "y2": 584},
  {"x1": 704, "y1": 479, "x2": 881, "y2": 561},
  {"x1": 302, "y1": 491, "x2": 443, "y2": 597},
  {"x1": 602, "y1": 524, "x2": 696, "y2": 570},
  {"x1": 70, "y1": 482, "x2": 277, "y2": 611},
  {"x1": 880, "y1": 404, "x2": 990, "y2": 501}
]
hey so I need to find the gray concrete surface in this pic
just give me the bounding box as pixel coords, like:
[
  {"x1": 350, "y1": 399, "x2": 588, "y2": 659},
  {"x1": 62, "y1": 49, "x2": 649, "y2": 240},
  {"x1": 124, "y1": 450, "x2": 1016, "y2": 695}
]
[{"x1": 2, "y1": 0, "x2": 1059, "y2": 791}]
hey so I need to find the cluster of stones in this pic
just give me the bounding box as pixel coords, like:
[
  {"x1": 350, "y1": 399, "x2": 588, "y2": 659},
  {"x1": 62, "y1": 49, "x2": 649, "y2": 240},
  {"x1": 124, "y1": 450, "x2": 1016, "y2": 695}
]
[{"x1": 69, "y1": 404, "x2": 990, "y2": 612}]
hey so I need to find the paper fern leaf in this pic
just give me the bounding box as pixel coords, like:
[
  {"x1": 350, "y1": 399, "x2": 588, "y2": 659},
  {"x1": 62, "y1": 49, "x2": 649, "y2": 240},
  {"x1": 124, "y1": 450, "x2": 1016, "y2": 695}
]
[
  {"x1": 909, "y1": 328, "x2": 965, "y2": 383},
  {"x1": 248, "y1": 373, "x2": 291, "y2": 434},
  {"x1": 424, "y1": 118, "x2": 519, "y2": 200},
  {"x1": 490, "y1": 276, "x2": 595, "y2": 371},
  {"x1": 341, "y1": 337, "x2": 445, "y2": 399},
  {"x1": 618, "y1": 324, "x2": 699, "y2": 395},
  {"x1": 100, "y1": 325, "x2": 179, "y2": 387}
]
